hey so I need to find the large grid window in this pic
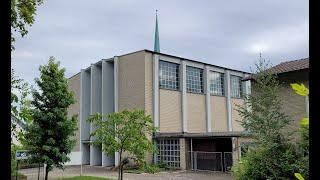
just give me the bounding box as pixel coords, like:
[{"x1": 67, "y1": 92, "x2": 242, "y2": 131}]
[
  {"x1": 156, "y1": 139, "x2": 180, "y2": 168},
  {"x1": 231, "y1": 75, "x2": 242, "y2": 98},
  {"x1": 186, "y1": 66, "x2": 204, "y2": 93},
  {"x1": 209, "y1": 71, "x2": 225, "y2": 96},
  {"x1": 159, "y1": 61, "x2": 180, "y2": 90}
]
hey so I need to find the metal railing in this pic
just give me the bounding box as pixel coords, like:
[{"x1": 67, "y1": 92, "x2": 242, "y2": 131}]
[{"x1": 189, "y1": 151, "x2": 233, "y2": 172}]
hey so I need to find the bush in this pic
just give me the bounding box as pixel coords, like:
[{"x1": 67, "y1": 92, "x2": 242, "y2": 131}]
[
  {"x1": 232, "y1": 143, "x2": 302, "y2": 180},
  {"x1": 143, "y1": 164, "x2": 160, "y2": 174},
  {"x1": 157, "y1": 160, "x2": 169, "y2": 169}
]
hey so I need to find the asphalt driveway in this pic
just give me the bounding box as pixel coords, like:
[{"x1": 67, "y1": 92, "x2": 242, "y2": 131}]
[{"x1": 20, "y1": 165, "x2": 233, "y2": 180}]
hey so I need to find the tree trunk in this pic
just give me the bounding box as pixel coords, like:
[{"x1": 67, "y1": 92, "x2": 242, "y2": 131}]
[
  {"x1": 45, "y1": 165, "x2": 49, "y2": 180},
  {"x1": 118, "y1": 151, "x2": 122, "y2": 180}
]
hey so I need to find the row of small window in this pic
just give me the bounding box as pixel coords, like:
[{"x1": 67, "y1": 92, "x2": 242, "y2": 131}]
[
  {"x1": 159, "y1": 60, "x2": 243, "y2": 98},
  {"x1": 156, "y1": 139, "x2": 180, "y2": 168}
]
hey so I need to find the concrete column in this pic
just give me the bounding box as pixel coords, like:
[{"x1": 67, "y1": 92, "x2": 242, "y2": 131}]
[
  {"x1": 153, "y1": 54, "x2": 160, "y2": 129},
  {"x1": 181, "y1": 61, "x2": 187, "y2": 132},
  {"x1": 90, "y1": 64, "x2": 102, "y2": 166},
  {"x1": 226, "y1": 71, "x2": 233, "y2": 131},
  {"x1": 114, "y1": 56, "x2": 120, "y2": 166},
  {"x1": 179, "y1": 138, "x2": 187, "y2": 169},
  {"x1": 205, "y1": 66, "x2": 212, "y2": 132},
  {"x1": 101, "y1": 60, "x2": 115, "y2": 166},
  {"x1": 80, "y1": 70, "x2": 91, "y2": 164},
  {"x1": 232, "y1": 137, "x2": 240, "y2": 165},
  {"x1": 244, "y1": 74, "x2": 252, "y2": 112}
]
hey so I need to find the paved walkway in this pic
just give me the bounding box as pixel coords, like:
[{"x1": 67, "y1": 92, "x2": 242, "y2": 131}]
[{"x1": 20, "y1": 165, "x2": 233, "y2": 180}]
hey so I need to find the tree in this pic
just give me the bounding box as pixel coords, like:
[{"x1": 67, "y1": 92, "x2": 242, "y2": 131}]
[
  {"x1": 231, "y1": 58, "x2": 302, "y2": 179},
  {"x1": 11, "y1": 0, "x2": 44, "y2": 50},
  {"x1": 11, "y1": 69, "x2": 32, "y2": 144},
  {"x1": 23, "y1": 57, "x2": 77, "y2": 180},
  {"x1": 88, "y1": 109, "x2": 156, "y2": 180}
]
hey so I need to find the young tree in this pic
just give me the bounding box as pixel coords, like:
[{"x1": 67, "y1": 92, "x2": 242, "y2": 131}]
[
  {"x1": 88, "y1": 109, "x2": 156, "y2": 180},
  {"x1": 11, "y1": 69, "x2": 32, "y2": 144},
  {"x1": 24, "y1": 57, "x2": 77, "y2": 180},
  {"x1": 232, "y1": 59, "x2": 301, "y2": 179},
  {"x1": 11, "y1": 0, "x2": 44, "y2": 50}
]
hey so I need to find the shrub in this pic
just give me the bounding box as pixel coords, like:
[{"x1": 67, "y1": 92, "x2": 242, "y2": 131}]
[
  {"x1": 143, "y1": 164, "x2": 160, "y2": 174},
  {"x1": 232, "y1": 143, "x2": 301, "y2": 180},
  {"x1": 157, "y1": 160, "x2": 169, "y2": 169}
]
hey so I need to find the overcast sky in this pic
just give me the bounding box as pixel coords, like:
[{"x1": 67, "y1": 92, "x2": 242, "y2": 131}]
[{"x1": 12, "y1": 0, "x2": 309, "y2": 86}]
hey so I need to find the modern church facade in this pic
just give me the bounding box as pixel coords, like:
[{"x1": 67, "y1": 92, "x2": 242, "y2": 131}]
[
  {"x1": 66, "y1": 49, "x2": 252, "y2": 171},
  {"x1": 66, "y1": 12, "x2": 252, "y2": 171}
]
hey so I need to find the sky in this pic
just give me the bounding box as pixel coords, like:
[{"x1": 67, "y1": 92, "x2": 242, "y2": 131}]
[{"x1": 12, "y1": 0, "x2": 309, "y2": 86}]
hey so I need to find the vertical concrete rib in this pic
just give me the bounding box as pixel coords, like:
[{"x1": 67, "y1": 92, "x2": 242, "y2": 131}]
[
  {"x1": 80, "y1": 70, "x2": 91, "y2": 164},
  {"x1": 153, "y1": 54, "x2": 160, "y2": 129},
  {"x1": 226, "y1": 70, "x2": 233, "y2": 131},
  {"x1": 205, "y1": 66, "x2": 212, "y2": 132},
  {"x1": 114, "y1": 56, "x2": 120, "y2": 166},
  {"x1": 90, "y1": 64, "x2": 102, "y2": 166},
  {"x1": 101, "y1": 60, "x2": 115, "y2": 166},
  {"x1": 244, "y1": 74, "x2": 252, "y2": 112},
  {"x1": 181, "y1": 61, "x2": 187, "y2": 132}
]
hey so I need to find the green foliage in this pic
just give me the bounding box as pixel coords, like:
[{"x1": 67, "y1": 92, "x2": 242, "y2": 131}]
[
  {"x1": 290, "y1": 83, "x2": 309, "y2": 180},
  {"x1": 157, "y1": 160, "x2": 169, "y2": 169},
  {"x1": 11, "y1": 69, "x2": 32, "y2": 144},
  {"x1": 236, "y1": 59, "x2": 292, "y2": 144},
  {"x1": 11, "y1": 0, "x2": 44, "y2": 50},
  {"x1": 143, "y1": 164, "x2": 161, "y2": 174},
  {"x1": 290, "y1": 83, "x2": 309, "y2": 97},
  {"x1": 232, "y1": 142, "x2": 301, "y2": 180},
  {"x1": 295, "y1": 173, "x2": 305, "y2": 180},
  {"x1": 24, "y1": 57, "x2": 78, "y2": 180},
  {"x1": 88, "y1": 109, "x2": 156, "y2": 180},
  {"x1": 232, "y1": 58, "x2": 306, "y2": 179}
]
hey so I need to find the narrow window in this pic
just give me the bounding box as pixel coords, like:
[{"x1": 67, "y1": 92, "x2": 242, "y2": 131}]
[
  {"x1": 209, "y1": 71, "x2": 224, "y2": 96},
  {"x1": 186, "y1": 66, "x2": 204, "y2": 93},
  {"x1": 230, "y1": 75, "x2": 242, "y2": 98},
  {"x1": 159, "y1": 61, "x2": 180, "y2": 90},
  {"x1": 156, "y1": 139, "x2": 180, "y2": 168}
]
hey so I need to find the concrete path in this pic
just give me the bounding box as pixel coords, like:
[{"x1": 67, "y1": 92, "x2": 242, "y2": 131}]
[{"x1": 20, "y1": 165, "x2": 233, "y2": 180}]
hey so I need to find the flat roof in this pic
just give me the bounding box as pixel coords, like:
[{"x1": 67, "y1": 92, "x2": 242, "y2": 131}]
[{"x1": 68, "y1": 49, "x2": 251, "y2": 79}]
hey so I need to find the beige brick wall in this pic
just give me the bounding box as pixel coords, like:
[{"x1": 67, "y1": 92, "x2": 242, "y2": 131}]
[
  {"x1": 67, "y1": 73, "x2": 81, "y2": 152},
  {"x1": 144, "y1": 52, "x2": 153, "y2": 117},
  {"x1": 187, "y1": 93, "x2": 206, "y2": 133},
  {"x1": 278, "y1": 80, "x2": 308, "y2": 133},
  {"x1": 118, "y1": 51, "x2": 146, "y2": 111},
  {"x1": 211, "y1": 96, "x2": 228, "y2": 132},
  {"x1": 232, "y1": 98, "x2": 245, "y2": 131},
  {"x1": 159, "y1": 89, "x2": 182, "y2": 132}
]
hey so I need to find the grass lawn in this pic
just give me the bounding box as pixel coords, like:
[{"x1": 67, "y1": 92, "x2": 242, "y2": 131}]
[{"x1": 56, "y1": 176, "x2": 114, "y2": 180}]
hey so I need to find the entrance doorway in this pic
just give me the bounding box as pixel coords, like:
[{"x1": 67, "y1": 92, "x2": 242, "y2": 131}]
[{"x1": 189, "y1": 138, "x2": 233, "y2": 172}]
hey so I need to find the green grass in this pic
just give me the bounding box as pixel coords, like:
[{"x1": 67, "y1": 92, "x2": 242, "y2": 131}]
[{"x1": 56, "y1": 176, "x2": 114, "y2": 180}]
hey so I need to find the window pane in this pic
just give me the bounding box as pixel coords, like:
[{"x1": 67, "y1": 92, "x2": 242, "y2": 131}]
[
  {"x1": 159, "y1": 61, "x2": 180, "y2": 90},
  {"x1": 209, "y1": 71, "x2": 224, "y2": 96},
  {"x1": 156, "y1": 139, "x2": 180, "y2": 168},
  {"x1": 186, "y1": 66, "x2": 203, "y2": 93},
  {"x1": 231, "y1": 75, "x2": 242, "y2": 98}
]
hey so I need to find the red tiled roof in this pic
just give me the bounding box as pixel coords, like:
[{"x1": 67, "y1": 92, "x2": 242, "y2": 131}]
[
  {"x1": 268, "y1": 58, "x2": 309, "y2": 74},
  {"x1": 243, "y1": 58, "x2": 309, "y2": 80}
]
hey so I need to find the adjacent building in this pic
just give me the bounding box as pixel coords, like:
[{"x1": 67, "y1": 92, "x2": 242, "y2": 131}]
[
  {"x1": 66, "y1": 49, "x2": 252, "y2": 171},
  {"x1": 264, "y1": 58, "x2": 309, "y2": 133}
]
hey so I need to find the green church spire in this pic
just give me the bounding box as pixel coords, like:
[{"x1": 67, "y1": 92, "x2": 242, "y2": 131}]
[{"x1": 154, "y1": 10, "x2": 160, "y2": 53}]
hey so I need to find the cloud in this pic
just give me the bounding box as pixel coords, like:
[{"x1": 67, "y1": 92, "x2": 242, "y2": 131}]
[{"x1": 12, "y1": 0, "x2": 308, "y2": 84}]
